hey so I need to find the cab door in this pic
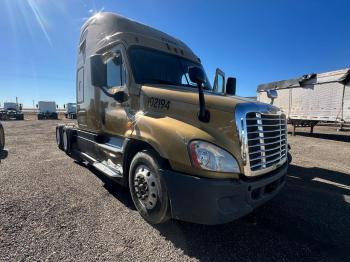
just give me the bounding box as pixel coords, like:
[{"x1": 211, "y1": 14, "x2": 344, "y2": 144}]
[{"x1": 99, "y1": 45, "x2": 130, "y2": 139}]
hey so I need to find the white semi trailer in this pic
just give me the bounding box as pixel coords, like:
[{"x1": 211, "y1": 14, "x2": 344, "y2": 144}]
[
  {"x1": 257, "y1": 68, "x2": 350, "y2": 134},
  {"x1": 36, "y1": 101, "x2": 58, "y2": 120}
]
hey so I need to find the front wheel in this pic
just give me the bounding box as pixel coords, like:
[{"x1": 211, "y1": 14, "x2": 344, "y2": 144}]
[{"x1": 129, "y1": 150, "x2": 170, "y2": 224}]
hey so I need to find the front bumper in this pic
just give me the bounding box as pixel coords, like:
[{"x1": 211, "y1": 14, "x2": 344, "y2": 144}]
[{"x1": 162, "y1": 163, "x2": 287, "y2": 225}]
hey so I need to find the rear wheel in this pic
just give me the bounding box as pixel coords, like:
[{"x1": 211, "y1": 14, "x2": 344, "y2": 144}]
[
  {"x1": 0, "y1": 124, "x2": 5, "y2": 150},
  {"x1": 62, "y1": 128, "x2": 69, "y2": 154},
  {"x1": 287, "y1": 152, "x2": 292, "y2": 164},
  {"x1": 56, "y1": 126, "x2": 64, "y2": 150},
  {"x1": 129, "y1": 150, "x2": 170, "y2": 224}
]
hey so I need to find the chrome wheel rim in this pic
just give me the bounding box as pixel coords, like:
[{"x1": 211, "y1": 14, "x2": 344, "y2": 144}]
[
  {"x1": 63, "y1": 131, "x2": 68, "y2": 151},
  {"x1": 56, "y1": 128, "x2": 60, "y2": 146},
  {"x1": 133, "y1": 165, "x2": 158, "y2": 210}
]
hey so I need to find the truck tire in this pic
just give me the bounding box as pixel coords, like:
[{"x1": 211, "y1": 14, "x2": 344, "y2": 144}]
[
  {"x1": 62, "y1": 127, "x2": 77, "y2": 155},
  {"x1": 56, "y1": 126, "x2": 64, "y2": 150},
  {"x1": 62, "y1": 128, "x2": 70, "y2": 154},
  {"x1": 0, "y1": 124, "x2": 5, "y2": 150},
  {"x1": 38, "y1": 114, "x2": 42, "y2": 120},
  {"x1": 129, "y1": 150, "x2": 170, "y2": 224},
  {"x1": 287, "y1": 152, "x2": 292, "y2": 164},
  {"x1": 16, "y1": 114, "x2": 24, "y2": 120},
  {"x1": 51, "y1": 113, "x2": 58, "y2": 120}
]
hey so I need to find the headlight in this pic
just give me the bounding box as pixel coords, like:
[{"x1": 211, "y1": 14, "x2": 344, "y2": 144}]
[{"x1": 188, "y1": 140, "x2": 240, "y2": 173}]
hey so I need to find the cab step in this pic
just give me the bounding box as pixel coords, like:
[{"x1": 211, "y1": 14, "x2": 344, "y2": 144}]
[
  {"x1": 93, "y1": 162, "x2": 122, "y2": 178},
  {"x1": 79, "y1": 152, "x2": 122, "y2": 178}
]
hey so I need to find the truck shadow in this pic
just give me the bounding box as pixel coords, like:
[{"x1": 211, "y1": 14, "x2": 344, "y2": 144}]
[
  {"x1": 74, "y1": 160, "x2": 136, "y2": 210},
  {"x1": 287, "y1": 164, "x2": 350, "y2": 195},
  {"x1": 75, "y1": 160, "x2": 350, "y2": 261},
  {"x1": 153, "y1": 164, "x2": 350, "y2": 261},
  {"x1": 288, "y1": 131, "x2": 350, "y2": 143}
]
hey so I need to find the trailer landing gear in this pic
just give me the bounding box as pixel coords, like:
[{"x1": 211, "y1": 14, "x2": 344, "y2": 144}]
[{"x1": 290, "y1": 120, "x2": 319, "y2": 136}]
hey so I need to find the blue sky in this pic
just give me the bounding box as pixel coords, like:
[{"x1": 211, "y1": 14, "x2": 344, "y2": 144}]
[{"x1": 0, "y1": 0, "x2": 349, "y2": 107}]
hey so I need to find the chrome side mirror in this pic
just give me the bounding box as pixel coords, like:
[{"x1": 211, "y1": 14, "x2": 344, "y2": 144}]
[
  {"x1": 267, "y1": 89, "x2": 278, "y2": 99},
  {"x1": 267, "y1": 89, "x2": 278, "y2": 105},
  {"x1": 188, "y1": 66, "x2": 206, "y2": 85}
]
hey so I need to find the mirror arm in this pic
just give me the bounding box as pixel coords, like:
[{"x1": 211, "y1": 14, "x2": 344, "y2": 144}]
[
  {"x1": 198, "y1": 84, "x2": 210, "y2": 122},
  {"x1": 99, "y1": 86, "x2": 114, "y2": 98},
  {"x1": 100, "y1": 86, "x2": 127, "y2": 103},
  {"x1": 188, "y1": 66, "x2": 210, "y2": 123}
]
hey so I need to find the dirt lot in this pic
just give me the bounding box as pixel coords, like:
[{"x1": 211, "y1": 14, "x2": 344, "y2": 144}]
[{"x1": 0, "y1": 117, "x2": 349, "y2": 261}]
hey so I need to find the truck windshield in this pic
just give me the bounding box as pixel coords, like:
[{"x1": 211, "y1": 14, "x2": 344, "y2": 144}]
[
  {"x1": 129, "y1": 47, "x2": 212, "y2": 90},
  {"x1": 4, "y1": 104, "x2": 17, "y2": 110}
]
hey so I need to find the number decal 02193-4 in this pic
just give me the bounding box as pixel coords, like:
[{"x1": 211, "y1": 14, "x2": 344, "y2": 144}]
[{"x1": 147, "y1": 97, "x2": 170, "y2": 110}]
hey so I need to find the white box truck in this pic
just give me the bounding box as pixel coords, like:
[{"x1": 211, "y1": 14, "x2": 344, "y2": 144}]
[
  {"x1": 36, "y1": 101, "x2": 58, "y2": 120},
  {"x1": 257, "y1": 68, "x2": 350, "y2": 134}
]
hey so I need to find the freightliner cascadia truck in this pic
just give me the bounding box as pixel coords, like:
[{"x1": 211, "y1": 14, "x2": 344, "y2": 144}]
[{"x1": 56, "y1": 13, "x2": 290, "y2": 225}]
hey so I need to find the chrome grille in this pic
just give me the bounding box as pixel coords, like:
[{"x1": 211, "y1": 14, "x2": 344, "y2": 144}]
[{"x1": 246, "y1": 112, "x2": 287, "y2": 172}]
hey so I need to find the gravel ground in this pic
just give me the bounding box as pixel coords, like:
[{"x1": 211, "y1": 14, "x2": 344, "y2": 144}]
[{"x1": 0, "y1": 118, "x2": 349, "y2": 261}]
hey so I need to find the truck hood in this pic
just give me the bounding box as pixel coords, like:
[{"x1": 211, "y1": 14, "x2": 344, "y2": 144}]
[
  {"x1": 136, "y1": 85, "x2": 281, "y2": 178},
  {"x1": 141, "y1": 84, "x2": 263, "y2": 113}
]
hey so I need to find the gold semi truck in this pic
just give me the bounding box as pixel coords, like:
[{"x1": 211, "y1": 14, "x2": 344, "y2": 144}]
[{"x1": 56, "y1": 12, "x2": 289, "y2": 225}]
